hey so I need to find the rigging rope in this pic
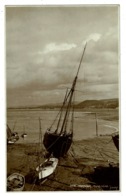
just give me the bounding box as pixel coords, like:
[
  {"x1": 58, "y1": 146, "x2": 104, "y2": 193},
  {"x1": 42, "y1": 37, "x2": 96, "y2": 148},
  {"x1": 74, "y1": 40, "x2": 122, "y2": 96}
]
[
  {"x1": 48, "y1": 88, "x2": 70, "y2": 132},
  {"x1": 30, "y1": 177, "x2": 37, "y2": 191}
]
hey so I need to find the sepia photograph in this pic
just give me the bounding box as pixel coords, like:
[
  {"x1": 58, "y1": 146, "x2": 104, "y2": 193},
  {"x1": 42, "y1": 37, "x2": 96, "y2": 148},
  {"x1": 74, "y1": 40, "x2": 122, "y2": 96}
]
[{"x1": 6, "y1": 5, "x2": 120, "y2": 191}]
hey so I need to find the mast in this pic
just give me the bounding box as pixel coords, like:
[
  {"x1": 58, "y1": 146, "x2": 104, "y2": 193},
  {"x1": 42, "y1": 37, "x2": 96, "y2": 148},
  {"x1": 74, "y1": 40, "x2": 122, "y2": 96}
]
[
  {"x1": 38, "y1": 118, "x2": 43, "y2": 170},
  {"x1": 39, "y1": 118, "x2": 42, "y2": 149},
  {"x1": 7, "y1": 125, "x2": 12, "y2": 138},
  {"x1": 60, "y1": 43, "x2": 87, "y2": 134},
  {"x1": 12, "y1": 121, "x2": 17, "y2": 131},
  {"x1": 95, "y1": 113, "x2": 98, "y2": 136},
  {"x1": 55, "y1": 88, "x2": 69, "y2": 133}
]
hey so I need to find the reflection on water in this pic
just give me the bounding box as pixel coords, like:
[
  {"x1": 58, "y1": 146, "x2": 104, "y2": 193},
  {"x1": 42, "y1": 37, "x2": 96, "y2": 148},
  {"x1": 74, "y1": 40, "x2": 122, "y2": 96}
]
[{"x1": 7, "y1": 109, "x2": 119, "y2": 143}]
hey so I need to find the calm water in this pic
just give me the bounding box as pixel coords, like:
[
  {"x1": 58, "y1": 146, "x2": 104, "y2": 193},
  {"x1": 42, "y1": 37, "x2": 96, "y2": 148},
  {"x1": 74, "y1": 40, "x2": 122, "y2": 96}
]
[{"x1": 7, "y1": 109, "x2": 118, "y2": 143}]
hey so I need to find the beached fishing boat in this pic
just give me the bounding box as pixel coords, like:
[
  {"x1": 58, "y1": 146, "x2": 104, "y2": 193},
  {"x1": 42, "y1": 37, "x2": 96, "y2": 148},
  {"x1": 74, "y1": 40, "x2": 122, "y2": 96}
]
[
  {"x1": 35, "y1": 118, "x2": 58, "y2": 181},
  {"x1": 7, "y1": 125, "x2": 19, "y2": 144},
  {"x1": 21, "y1": 133, "x2": 27, "y2": 138},
  {"x1": 7, "y1": 173, "x2": 25, "y2": 191},
  {"x1": 21, "y1": 126, "x2": 28, "y2": 138},
  {"x1": 103, "y1": 125, "x2": 119, "y2": 151},
  {"x1": 7, "y1": 139, "x2": 17, "y2": 144},
  {"x1": 112, "y1": 133, "x2": 119, "y2": 151},
  {"x1": 36, "y1": 157, "x2": 58, "y2": 180},
  {"x1": 43, "y1": 43, "x2": 87, "y2": 158}
]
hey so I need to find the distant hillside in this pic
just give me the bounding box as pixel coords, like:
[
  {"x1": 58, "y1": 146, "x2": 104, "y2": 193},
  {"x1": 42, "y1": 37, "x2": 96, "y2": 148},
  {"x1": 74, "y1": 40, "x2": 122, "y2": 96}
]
[
  {"x1": 76, "y1": 98, "x2": 119, "y2": 109},
  {"x1": 8, "y1": 98, "x2": 119, "y2": 110}
]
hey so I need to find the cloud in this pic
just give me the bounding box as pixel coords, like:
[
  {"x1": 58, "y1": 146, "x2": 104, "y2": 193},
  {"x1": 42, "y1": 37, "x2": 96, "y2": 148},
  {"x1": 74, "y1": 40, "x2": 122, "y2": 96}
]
[
  {"x1": 96, "y1": 26, "x2": 118, "y2": 53},
  {"x1": 42, "y1": 42, "x2": 77, "y2": 54},
  {"x1": 6, "y1": 7, "x2": 119, "y2": 106},
  {"x1": 7, "y1": 31, "x2": 118, "y2": 93},
  {"x1": 84, "y1": 33, "x2": 102, "y2": 43}
]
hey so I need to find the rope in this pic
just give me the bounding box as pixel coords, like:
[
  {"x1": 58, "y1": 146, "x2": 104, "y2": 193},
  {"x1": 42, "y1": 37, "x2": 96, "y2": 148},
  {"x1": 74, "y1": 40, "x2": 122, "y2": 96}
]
[
  {"x1": 56, "y1": 88, "x2": 70, "y2": 133},
  {"x1": 30, "y1": 177, "x2": 37, "y2": 191},
  {"x1": 49, "y1": 88, "x2": 70, "y2": 131},
  {"x1": 12, "y1": 120, "x2": 17, "y2": 131},
  {"x1": 68, "y1": 151, "x2": 79, "y2": 166},
  {"x1": 69, "y1": 145, "x2": 80, "y2": 166}
]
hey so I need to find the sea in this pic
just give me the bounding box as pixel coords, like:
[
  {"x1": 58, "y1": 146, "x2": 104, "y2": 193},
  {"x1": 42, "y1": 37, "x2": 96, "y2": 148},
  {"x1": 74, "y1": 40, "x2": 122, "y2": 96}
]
[{"x1": 7, "y1": 108, "x2": 119, "y2": 144}]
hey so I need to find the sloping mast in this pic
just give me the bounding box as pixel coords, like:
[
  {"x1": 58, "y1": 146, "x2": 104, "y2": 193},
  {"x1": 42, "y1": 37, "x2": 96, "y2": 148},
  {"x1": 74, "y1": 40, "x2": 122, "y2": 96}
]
[
  {"x1": 60, "y1": 43, "x2": 87, "y2": 134},
  {"x1": 7, "y1": 124, "x2": 12, "y2": 138}
]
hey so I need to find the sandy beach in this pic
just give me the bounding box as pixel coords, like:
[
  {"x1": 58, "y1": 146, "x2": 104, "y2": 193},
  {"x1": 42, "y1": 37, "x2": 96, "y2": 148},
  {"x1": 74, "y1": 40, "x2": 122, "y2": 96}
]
[
  {"x1": 7, "y1": 108, "x2": 119, "y2": 191},
  {"x1": 7, "y1": 134, "x2": 119, "y2": 191}
]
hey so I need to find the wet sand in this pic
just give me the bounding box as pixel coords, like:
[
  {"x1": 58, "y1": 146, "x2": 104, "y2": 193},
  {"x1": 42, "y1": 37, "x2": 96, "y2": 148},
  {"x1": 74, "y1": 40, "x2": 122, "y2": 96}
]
[{"x1": 7, "y1": 135, "x2": 119, "y2": 191}]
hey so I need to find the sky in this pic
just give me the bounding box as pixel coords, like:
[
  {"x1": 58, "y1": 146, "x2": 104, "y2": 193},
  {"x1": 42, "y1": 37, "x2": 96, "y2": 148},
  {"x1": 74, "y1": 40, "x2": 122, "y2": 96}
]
[{"x1": 6, "y1": 5, "x2": 119, "y2": 107}]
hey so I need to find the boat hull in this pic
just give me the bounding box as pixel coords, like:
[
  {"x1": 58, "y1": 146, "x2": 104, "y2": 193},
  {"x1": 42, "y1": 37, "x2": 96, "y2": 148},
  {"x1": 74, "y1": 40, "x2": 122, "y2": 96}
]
[
  {"x1": 7, "y1": 126, "x2": 19, "y2": 144},
  {"x1": 7, "y1": 173, "x2": 25, "y2": 191},
  {"x1": 43, "y1": 132, "x2": 72, "y2": 158},
  {"x1": 21, "y1": 134, "x2": 27, "y2": 138},
  {"x1": 7, "y1": 136, "x2": 19, "y2": 144},
  {"x1": 112, "y1": 134, "x2": 119, "y2": 151},
  {"x1": 36, "y1": 157, "x2": 58, "y2": 179}
]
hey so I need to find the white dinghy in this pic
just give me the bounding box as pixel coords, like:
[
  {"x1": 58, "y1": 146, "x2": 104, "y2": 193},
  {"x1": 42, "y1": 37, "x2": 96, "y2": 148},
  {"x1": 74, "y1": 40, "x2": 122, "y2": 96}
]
[{"x1": 36, "y1": 157, "x2": 58, "y2": 180}]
